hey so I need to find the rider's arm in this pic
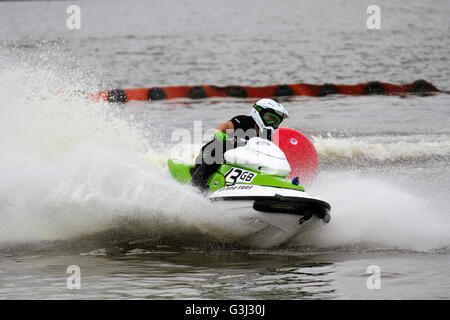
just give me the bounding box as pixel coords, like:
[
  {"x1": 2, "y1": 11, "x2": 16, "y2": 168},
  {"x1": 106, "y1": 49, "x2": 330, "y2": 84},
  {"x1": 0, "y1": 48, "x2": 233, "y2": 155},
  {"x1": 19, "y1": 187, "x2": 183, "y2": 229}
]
[
  {"x1": 215, "y1": 121, "x2": 234, "y2": 141},
  {"x1": 216, "y1": 121, "x2": 234, "y2": 133}
]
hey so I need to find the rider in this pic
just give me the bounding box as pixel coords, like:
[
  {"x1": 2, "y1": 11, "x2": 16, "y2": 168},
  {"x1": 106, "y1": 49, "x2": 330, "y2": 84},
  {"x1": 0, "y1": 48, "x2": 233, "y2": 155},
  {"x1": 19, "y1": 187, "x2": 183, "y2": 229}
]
[{"x1": 191, "y1": 98, "x2": 289, "y2": 190}]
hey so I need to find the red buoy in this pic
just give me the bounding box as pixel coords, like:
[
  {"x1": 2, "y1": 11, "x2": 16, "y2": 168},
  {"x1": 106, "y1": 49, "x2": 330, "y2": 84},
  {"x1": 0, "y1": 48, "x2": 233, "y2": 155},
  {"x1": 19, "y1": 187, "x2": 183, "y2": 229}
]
[{"x1": 273, "y1": 128, "x2": 319, "y2": 185}]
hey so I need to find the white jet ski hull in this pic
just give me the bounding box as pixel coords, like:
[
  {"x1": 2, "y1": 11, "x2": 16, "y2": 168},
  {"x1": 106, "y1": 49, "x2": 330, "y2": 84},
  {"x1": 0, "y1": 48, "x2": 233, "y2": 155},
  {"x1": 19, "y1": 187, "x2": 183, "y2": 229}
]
[{"x1": 207, "y1": 185, "x2": 330, "y2": 248}]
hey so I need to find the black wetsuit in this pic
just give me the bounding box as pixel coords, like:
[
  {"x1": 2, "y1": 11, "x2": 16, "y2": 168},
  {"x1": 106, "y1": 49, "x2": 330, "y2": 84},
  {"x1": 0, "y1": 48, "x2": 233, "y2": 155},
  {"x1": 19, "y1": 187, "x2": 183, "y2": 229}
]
[{"x1": 191, "y1": 115, "x2": 271, "y2": 190}]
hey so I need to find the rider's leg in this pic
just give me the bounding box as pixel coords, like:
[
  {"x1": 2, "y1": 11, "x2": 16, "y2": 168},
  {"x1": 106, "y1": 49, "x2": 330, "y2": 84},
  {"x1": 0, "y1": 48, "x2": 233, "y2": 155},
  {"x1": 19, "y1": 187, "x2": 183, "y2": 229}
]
[{"x1": 191, "y1": 139, "x2": 224, "y2": 191}]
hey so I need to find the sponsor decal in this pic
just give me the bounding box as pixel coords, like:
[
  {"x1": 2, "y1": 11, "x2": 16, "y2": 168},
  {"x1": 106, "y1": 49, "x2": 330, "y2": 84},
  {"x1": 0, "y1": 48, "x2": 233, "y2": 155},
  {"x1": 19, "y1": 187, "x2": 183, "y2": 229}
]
[{"x1": 217, "y1": 185, "x2": 254, "y2": 192}]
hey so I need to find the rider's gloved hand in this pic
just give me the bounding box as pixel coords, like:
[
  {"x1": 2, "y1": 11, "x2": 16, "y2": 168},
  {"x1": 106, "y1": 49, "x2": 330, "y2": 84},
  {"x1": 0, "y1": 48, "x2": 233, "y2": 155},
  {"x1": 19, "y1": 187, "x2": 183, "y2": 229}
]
[{"x1": 215, "y1": 131, "x2": 228, "y2": 142}]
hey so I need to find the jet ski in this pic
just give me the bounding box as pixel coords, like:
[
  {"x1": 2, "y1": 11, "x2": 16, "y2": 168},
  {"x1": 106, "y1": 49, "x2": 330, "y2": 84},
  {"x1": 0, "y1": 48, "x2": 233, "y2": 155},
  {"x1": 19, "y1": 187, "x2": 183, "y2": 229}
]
[{"x1": 167, "y1": 135, "x2": 331, "y2": 248}]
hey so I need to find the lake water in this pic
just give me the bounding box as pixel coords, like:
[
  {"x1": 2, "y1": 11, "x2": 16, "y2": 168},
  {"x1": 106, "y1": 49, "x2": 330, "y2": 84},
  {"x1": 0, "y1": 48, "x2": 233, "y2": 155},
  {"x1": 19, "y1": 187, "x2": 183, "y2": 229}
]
[{"x1": 0, "y1": 0, "x2": 449, "y2": 300}]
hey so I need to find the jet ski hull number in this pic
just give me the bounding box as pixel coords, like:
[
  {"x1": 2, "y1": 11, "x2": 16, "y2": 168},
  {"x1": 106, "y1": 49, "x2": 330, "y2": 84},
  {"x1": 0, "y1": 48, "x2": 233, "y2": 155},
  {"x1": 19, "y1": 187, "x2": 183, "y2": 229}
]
[{"x1": 224, "y1": 168, "x2": 256, "y2": 185}]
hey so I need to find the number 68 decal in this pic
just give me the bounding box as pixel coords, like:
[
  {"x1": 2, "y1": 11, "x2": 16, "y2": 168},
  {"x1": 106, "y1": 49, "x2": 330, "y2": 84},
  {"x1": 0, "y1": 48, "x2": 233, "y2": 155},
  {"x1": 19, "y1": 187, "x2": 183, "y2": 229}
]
[{"x1": 224, "y1": 168, "x2": 256, "y2": 185}]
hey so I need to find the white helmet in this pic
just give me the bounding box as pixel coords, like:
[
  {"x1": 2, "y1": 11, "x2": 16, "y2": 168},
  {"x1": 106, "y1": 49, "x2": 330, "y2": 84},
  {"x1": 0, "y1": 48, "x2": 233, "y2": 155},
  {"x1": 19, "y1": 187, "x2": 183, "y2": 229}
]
[{"x1": 250, "y1": 98, "x2": 289, "y2": 133}]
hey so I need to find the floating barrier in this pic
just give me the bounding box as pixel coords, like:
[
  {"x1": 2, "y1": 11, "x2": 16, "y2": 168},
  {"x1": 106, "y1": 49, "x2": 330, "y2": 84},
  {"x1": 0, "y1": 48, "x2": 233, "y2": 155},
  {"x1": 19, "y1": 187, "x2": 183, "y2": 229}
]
[{"x1": 92, "y1": 80, "x2": 444, "y2": 103}]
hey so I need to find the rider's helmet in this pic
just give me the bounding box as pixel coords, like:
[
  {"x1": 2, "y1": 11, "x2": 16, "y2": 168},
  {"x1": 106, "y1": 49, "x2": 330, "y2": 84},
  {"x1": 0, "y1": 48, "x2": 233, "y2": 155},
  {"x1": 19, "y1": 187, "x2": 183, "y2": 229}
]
[{"x1": 250, "y1": 98, "x2": 289, "y2": 133}]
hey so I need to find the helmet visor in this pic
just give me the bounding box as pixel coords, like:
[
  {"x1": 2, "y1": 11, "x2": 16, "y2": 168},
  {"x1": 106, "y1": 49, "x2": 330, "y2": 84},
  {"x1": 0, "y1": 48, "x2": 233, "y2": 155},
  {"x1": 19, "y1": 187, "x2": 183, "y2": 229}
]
[{"x1": 262, "y1": 111, "x2": 282, "y2": 129}]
